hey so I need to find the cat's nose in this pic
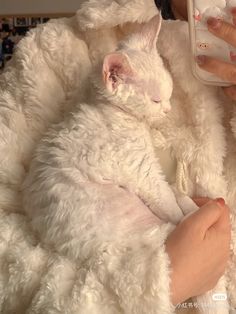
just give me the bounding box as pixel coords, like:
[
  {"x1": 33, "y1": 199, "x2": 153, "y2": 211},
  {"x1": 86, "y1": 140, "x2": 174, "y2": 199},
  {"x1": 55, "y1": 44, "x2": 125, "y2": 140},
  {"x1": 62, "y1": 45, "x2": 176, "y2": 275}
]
[
  {"x1": 163, "y1": 109, "x2": 169, "y2": 114},
  {"x1": 163, "y1": 102, "x2": 171, "y2": 113}
]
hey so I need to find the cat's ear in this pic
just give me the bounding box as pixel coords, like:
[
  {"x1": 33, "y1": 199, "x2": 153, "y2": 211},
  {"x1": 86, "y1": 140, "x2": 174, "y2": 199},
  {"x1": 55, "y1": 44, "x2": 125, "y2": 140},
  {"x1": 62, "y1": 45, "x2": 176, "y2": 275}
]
[
  {"x1": 103, "y1": 53, "x2": 134, "y2": 92},
  {"x1": 140, "y1": 14, "x2": 162, "y2": 51}
]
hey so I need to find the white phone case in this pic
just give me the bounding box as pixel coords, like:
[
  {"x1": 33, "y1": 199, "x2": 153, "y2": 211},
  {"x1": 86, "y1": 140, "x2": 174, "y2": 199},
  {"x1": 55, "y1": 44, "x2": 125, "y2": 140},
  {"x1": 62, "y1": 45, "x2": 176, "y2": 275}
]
[{"x1": 187, "y1": 0, "x2": 236, "y2": 86}]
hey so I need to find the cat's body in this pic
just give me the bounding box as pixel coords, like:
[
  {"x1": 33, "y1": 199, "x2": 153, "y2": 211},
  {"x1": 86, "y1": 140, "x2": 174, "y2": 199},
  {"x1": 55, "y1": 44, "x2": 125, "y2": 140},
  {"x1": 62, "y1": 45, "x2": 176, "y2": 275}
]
[
  {"x1": 23, "y1": 15, "x2": 226, "y2": 314},
  {"x1": 23, "y1": 15, "x2": 185, "y2": 240},
  {"x1": 24, "y1": 97, "x2": 181, "y2": 218}
]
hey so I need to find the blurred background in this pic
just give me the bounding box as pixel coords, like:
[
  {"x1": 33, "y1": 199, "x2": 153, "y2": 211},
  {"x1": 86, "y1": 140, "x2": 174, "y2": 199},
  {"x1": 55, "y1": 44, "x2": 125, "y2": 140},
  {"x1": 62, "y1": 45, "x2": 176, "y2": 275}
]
[
  {"x1": 0, "y1": 0, "x2": 82, "y2": 70},
  {"x1": 0, "y1": 17, "x2": 54, "y2": 70}
]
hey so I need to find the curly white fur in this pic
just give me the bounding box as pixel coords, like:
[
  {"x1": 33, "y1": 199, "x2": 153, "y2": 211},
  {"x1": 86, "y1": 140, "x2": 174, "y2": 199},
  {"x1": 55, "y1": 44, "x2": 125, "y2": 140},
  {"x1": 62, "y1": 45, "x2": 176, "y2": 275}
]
[{"x1": 0, "y1": 0, "x2": 236, "y2": 314}]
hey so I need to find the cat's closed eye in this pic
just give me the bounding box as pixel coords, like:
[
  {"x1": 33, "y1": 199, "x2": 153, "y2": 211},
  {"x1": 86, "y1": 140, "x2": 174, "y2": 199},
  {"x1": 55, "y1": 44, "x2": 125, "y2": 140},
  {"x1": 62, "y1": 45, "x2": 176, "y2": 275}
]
[{"x1": 152, "y1": 100, "x2": 161, "y2": 104}]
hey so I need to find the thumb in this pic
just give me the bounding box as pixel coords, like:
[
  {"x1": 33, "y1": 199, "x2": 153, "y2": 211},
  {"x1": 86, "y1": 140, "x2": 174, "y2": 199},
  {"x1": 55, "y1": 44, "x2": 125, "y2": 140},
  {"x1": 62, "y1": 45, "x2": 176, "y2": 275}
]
[
  {"x1": 210, "y1": 202, "x2": 230, "y2": 232},
  {"x1": 191, "y1": 200, "x2": 223, "y2": 234}
]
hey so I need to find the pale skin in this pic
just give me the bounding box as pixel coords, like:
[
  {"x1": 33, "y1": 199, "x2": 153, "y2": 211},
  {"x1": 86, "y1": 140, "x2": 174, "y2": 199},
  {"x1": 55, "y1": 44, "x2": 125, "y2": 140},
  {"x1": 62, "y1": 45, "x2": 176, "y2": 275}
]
[
  {"x1": 164, "y1": 0, "x2": 232, "y2": 305},
  {"x1": 166, "y1": 198, "x2": 231, "y2": 305}
]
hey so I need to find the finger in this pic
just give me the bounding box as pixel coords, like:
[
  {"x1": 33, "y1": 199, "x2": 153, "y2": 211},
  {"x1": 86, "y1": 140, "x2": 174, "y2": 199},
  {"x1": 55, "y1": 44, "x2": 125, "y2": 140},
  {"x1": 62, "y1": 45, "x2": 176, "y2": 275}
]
[
  {"x1": 207, "y1": 18, "x2": 236, "y2": 47},
  {"x1": 231, "y1": 7, "x2": 236, "y2": 26},
  {"x1": 196, "y1": 55, "x2": 236, "y2": 84},
  {"x1": 190, "y1": 200, "x2": 223, "y2": 235},
  {"x1": 223, "y1": 85, "x2": 236, "y2": 100},
  {"x1": 192, "y1": 197, "x2": 211, "y2": 207},
  {"x1": 210, "y1": 200, "x2": 231, "y2": 232}
]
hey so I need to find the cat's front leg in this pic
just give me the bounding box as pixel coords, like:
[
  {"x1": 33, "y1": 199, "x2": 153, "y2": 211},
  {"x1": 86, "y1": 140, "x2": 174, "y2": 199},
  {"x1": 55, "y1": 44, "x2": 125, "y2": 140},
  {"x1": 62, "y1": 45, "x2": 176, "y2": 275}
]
[
  {"x1": 128, "y1": 161, "x2": 184, "y2": 224},
  {"x1": 171, "y1": 185, "x2": 199, "y2": 216}
]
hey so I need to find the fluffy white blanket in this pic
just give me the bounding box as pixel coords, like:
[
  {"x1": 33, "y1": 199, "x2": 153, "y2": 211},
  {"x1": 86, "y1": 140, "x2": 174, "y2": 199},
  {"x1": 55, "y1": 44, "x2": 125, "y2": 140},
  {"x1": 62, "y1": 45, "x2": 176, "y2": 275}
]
[{"x1": 0, "y1": 0, "x2": 236, "y2": 313}]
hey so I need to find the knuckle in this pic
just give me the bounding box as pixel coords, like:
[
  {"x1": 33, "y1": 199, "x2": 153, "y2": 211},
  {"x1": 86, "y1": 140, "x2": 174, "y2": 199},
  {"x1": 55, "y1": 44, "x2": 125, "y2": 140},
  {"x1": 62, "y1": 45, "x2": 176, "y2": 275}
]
[
  {"x1": 220, "y1": 212, "x2": 227, "y2": 223},
  {"x1": 222, "y1": 202, "x2": 230, "y2": 213},
  {"x1": 225, "y1": 208, "x2": 231, "y2": 221},
  {"x1": 226, "y1": 223, "x2": 231, "y2": 233},
  {"x1": 224, "y1": 236, "x2": 231, "y2": 248},
  {"x1": 226, "y1": 222, "x2": 231, "y2": 234}
]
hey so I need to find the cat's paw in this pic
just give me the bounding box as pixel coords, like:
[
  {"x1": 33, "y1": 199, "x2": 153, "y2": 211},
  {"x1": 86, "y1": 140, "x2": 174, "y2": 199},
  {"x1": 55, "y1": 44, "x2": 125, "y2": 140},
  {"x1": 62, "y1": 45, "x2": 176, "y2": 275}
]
[{"x1": 176, "y1": 195, "x2": 199, "y2": 216}]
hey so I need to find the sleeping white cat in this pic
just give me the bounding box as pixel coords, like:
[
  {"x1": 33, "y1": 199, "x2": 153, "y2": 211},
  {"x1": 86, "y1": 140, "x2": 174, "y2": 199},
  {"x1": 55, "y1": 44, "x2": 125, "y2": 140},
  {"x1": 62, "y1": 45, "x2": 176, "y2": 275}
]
[
  {"x1": 22, "y1": 15, "x2": 226, "y2": 314},
  {"x1": 23, "y1": 14, "x2": 185, "y2": 235}
]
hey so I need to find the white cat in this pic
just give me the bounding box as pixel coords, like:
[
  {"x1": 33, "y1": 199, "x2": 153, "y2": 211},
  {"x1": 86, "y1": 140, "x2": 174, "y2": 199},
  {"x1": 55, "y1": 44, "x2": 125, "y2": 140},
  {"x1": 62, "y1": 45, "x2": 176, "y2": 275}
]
[
  {"x1": 23, "y1": 14, "x2": 225, "y2": 313},
  {"x1": 23, "y1": 14, "x2": 185, "y2": 229}
]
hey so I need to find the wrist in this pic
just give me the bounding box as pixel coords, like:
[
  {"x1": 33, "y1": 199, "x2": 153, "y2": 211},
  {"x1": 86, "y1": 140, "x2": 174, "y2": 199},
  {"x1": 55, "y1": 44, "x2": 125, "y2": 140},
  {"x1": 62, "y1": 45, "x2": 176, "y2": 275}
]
[
  {"x1": 169, "y1": 266, "x2": 191, "y2": 305},
  {"x1": 167, "y1": 245, "x2": 190, "y2": 305}
]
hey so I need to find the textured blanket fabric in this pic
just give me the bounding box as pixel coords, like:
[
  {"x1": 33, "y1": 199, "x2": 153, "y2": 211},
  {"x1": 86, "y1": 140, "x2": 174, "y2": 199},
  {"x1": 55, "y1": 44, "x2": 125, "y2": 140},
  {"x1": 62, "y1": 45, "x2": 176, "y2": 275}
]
[{"x1": 0, "y1": 0, "x2": 235, "y2": 313}]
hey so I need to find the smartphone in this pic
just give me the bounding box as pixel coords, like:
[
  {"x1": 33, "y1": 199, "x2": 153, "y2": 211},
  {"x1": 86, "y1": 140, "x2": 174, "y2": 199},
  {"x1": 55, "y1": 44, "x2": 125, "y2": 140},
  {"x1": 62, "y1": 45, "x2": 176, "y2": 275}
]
[{"x1": 187, "y1": 0, "x2": 236, "y2": 86}]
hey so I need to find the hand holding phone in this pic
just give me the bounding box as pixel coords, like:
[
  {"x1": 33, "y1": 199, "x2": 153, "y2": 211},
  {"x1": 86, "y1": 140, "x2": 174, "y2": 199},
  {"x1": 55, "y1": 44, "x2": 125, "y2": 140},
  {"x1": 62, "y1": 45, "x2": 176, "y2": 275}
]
[{"x1": 187, "y1": 0, "x2": 236, "y2": 86}]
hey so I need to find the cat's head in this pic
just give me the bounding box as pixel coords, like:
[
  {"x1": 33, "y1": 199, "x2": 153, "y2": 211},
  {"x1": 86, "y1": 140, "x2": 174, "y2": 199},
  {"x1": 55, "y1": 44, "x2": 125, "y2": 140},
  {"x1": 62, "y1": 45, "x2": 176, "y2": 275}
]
[{"x1": 101, "y1": 14, "x2": 173, "y2": 123}]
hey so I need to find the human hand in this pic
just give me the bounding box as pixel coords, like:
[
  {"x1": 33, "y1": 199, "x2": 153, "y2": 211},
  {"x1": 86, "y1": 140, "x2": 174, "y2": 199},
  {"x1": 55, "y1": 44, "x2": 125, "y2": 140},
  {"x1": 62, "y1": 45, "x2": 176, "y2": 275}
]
[
  {"x1": 196, "y1": 11, "x2": 236, "y2": 100},
  {"x1": 165, "y1": 198, "x2": 231, "y2": 305}
]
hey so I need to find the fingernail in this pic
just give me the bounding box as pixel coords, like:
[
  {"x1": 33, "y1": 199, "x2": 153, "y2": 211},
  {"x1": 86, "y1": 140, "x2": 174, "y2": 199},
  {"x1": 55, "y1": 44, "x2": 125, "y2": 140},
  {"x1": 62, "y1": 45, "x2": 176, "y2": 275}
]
[
  {"x1": 216, "y1": 198, "x2": 225, "y2": 207},
  {"x1": 196, "y1": 55, "x2": 206, "y2": 65},
  {"x1": 207, "y1": 17, "x2": 222, "y2": 29},
  {"x1": 231, "y1": 7, "x2": 236, "y2": 15}
]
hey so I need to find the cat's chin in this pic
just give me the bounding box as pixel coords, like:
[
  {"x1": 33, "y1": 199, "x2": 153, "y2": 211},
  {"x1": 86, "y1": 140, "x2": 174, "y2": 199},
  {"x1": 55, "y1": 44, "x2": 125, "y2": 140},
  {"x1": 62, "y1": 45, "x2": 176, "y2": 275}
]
[
  {"x1": 144, "y1": 101, "x2": 170, "y2": 121},
  {"x1": 144, "y1": 111, "x2": 169, "y2": 127}
]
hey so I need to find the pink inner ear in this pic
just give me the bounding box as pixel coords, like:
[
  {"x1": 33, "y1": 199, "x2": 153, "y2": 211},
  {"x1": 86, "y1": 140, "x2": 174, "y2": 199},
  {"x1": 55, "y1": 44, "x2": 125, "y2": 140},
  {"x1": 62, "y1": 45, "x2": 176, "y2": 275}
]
[{"x1": 103, "y1": 53, "x2": 134, "y2": 91}]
